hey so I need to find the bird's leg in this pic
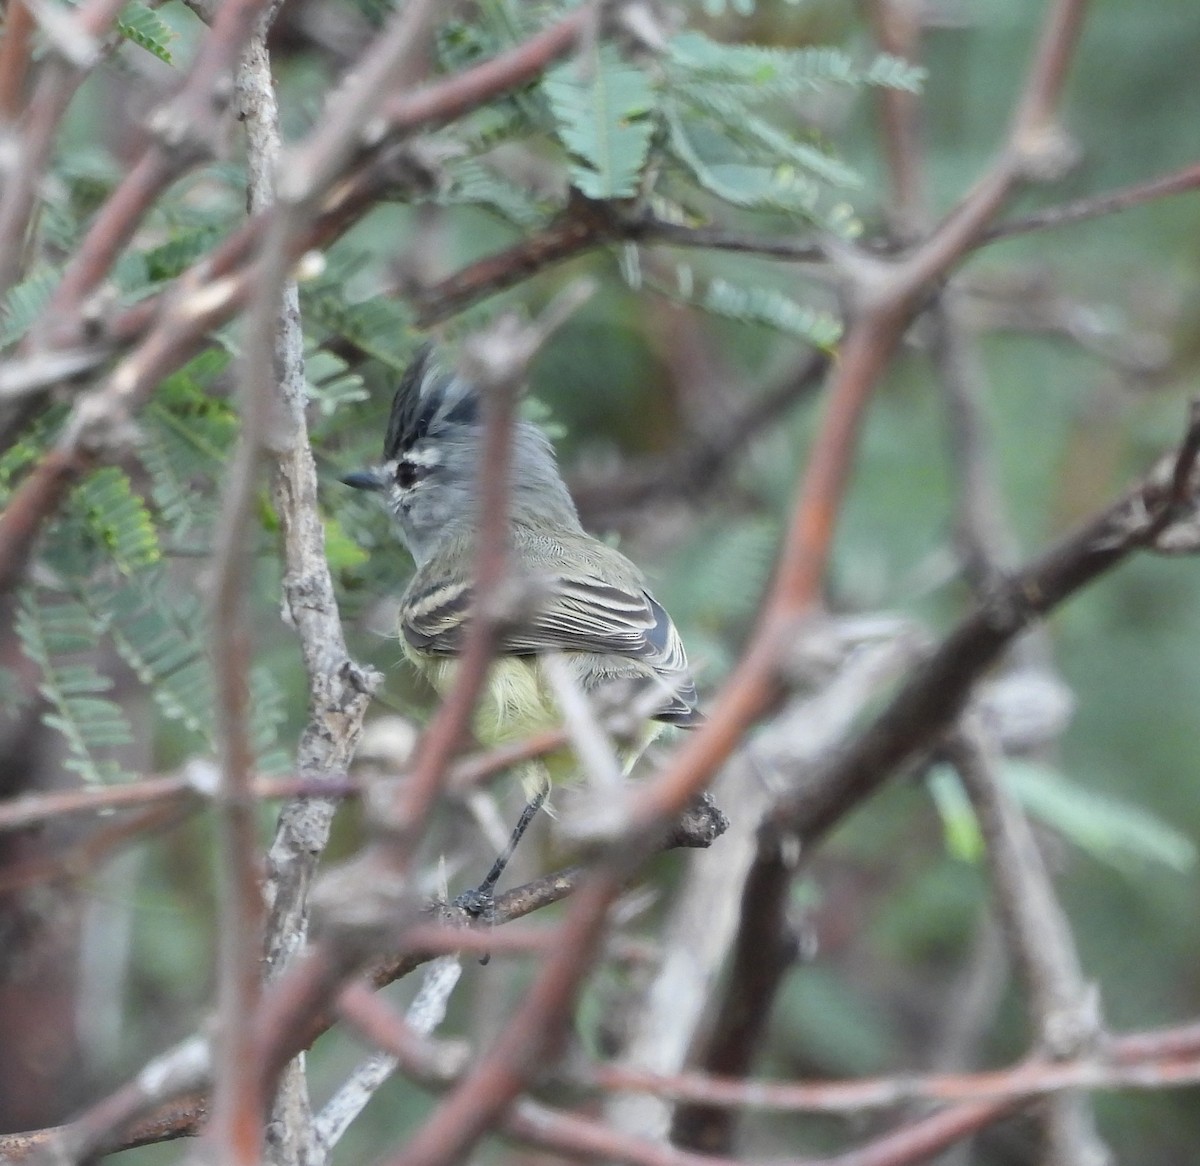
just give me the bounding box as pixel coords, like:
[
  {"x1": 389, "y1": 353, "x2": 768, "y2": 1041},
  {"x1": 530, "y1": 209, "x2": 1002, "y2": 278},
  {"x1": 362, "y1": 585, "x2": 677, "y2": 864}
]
[{"x1": 455, "y1": 781, "x2": 550, "y2": 922}]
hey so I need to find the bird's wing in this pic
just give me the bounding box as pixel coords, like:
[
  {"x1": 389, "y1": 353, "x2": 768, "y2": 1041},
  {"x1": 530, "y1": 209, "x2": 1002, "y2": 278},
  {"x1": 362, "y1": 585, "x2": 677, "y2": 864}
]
[{"x1": 401, "y1": 572, "x2": 701, "y2": 725}]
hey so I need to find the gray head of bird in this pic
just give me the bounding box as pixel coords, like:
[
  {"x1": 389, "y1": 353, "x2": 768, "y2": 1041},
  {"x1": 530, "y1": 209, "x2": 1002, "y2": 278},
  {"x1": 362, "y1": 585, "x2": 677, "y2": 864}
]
[{"x1": 340, "y1": 344, "x2": 582, "y2": 566}]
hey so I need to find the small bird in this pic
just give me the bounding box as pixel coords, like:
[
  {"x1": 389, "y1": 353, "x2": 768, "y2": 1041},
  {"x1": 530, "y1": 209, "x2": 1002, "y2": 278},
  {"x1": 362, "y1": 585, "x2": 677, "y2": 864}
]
[{"x1": 342, "y1": 345, "x2": 701, "y2": 907}]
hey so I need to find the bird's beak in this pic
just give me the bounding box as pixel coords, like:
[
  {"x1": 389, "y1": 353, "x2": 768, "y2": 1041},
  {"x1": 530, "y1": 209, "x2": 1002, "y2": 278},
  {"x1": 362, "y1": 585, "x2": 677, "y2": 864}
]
[{"x1": 340, "y1": 468, "x2": 385, "y2": 492}]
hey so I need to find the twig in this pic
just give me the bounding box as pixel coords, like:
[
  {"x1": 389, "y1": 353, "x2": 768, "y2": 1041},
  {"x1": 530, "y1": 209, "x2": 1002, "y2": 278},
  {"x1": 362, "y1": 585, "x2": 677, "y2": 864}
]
[
  {"x1": 948, "y1": 719, "x2": 1108, "y2": 1165},
  {"x1": 866, "y1": 0, "x2": 926, "y2": 238},
  {"x1": 0, "y1": 0, "x2": 34, "y2": 123},
  {"x1": 313, "y1": 957, "x2": 463, "y2": 1155},
  {"x1": 203, "y1": 206, "x2": 276, "y2": 1166},
  {"x1": 35, "y1": 0, "x2": 275, "y2": 345},
  {"x1": 0, "y1": 729, "x2": 572, "y2": 834},
  {"x1": 979, "y1": 159, "x2": 1200, "y2": 247},
  {"x1": 591, "y1": 1046, "x2": 1200, "y2": 1114},
  {"x1": 0, "y1": 0, "x2": 127, "y2": 297},
  {"x1": 414, "y1": 196, "x2": 616, "y2": 326},
  {"x1": 11, "y1": 1034, "x2": 211, "y2": 1164},
  {"x1": 505, "y1": 1099, "x2": 741, "y2": 1166},
  {"x1": 9, "y1": 1014, "x2": 1200, "y2": 1163}
]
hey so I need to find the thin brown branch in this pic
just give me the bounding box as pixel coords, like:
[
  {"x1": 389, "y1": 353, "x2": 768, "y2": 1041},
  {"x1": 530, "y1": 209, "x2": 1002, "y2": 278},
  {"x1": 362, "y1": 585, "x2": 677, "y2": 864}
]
[
  {"x1": 374, "y1": 5, "x2": 592, "y2": 158},
  {"x1": 0, "y1": 447, "x2": 91, "y2": 593},
  {"x1": 979, "y1": 159, "x2": 1200, "y2": 247},
  {"x1": 274, "y1": 0, "x2": 440, "y2": 209},
  {"x1": 0, "y1": 0, "x2": 128, "y2": 297},
  {"x1": 866, "y1": 0, "x2": 926, "y2": 237},
  {"x1": 827, "y1": 1098, "x2": 1019, "y2": 1166},
  {"x1": 414, "y1": 197, "x2": 617, "y2": 326},
  {"x1": 0, "y1": 0, "x2": 34, "y2": 121},
  {"x1": 505, "y1": 1099, "x2": 743, "y2": 1166},
  {"x1": 36, "y1": 0, "x2": 275, "y2": 345},
  {"x1": 203, "y1": 257, "x2": 277, "y2": 1166},
  {"x1": 0, "y1": 729, "x2": 574, "y2": 837},
  {"x1": 631, "y1": 216, "x2": 826, "y2": 261},
  {"x1": 8, "y1": 1014, "x2": 1200, "y2": 1163},
  {"x1": 591, "y1": 1047, "x2": 1200, "y2": 1115}
]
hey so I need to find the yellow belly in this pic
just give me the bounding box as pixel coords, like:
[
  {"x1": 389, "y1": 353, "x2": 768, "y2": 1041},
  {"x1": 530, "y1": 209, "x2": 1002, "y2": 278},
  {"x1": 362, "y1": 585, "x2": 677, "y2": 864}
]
[{"x1": 403, "y1": 644, "x2": 662, "y2": 794}]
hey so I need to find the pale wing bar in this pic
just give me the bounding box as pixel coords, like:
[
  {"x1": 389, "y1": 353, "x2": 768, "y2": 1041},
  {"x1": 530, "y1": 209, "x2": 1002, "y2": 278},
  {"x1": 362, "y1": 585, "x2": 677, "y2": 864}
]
[{"x1": 401, "y1": 574, "x2": 701, "y2": 725}]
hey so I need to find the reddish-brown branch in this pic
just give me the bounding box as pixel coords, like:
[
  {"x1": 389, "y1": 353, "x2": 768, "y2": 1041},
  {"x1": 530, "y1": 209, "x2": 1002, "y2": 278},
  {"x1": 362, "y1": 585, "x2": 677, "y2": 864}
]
[
  {"x1": 203, "y1": 352, "x2": 276, "y2": 1155},
  {"x1": 40, "y1": 151, "x2": 179, "y2": 335},
  {"x1": 377, "y1": 5, "x2": 591, "y2": 142},
  {"x1": 981, "y1": 159, "x2": 1200, "y2": 246},
  {"x1": 0, "y1": 0, "x2": 129, "y2": 296},
  {"x1": 0, "y1": 447, "x2": 91, "y2": 592},
  {"x1": 593, "y1": 1035, "x2": 1200, "y2": 1114},
  {"x1": 830, "y1": 1099, "x2": 1019, "y2": 1166},
  {"x1": 377, "y1": 333, "x2": 526, "y2": 869},
  {"x1": 866, "y1": 0, "x2": 926, "y2": 236},
  {"x1": 7, "y1": 1012, "x2": 1200, "y2": 1163},
  {"x1": 415, "y1": 199, "x2": 616, "y2": 326},
  {"x1": 671, "y1": 4, "x2": 1094, "y2": 1152},
  {"x1": 383, "y1": 873, "x2": 623, "y2": 1166},
  {"x1": 506, "y1": 1100, "x2": 743, "y2": 1166},
  {"x1": 37, "y1": 0, "x2": 274, "y2": 345},
  {"x1": 0, "y1": 728, "x2": 572, "y2": 837},
  {"x1": 0, "y1": 0, "x2": 34, "y2": 121}
]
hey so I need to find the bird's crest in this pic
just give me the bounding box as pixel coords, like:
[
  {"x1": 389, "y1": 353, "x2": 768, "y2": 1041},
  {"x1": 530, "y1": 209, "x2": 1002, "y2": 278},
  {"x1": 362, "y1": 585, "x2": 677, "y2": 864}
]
[{"x1": 383, "y1": 344, "x2": 479, "y2": 460}]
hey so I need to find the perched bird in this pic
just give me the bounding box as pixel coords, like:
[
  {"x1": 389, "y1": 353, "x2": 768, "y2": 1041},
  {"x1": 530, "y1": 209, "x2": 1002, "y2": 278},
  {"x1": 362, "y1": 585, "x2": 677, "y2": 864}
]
[{"x1": 342, "y1": 346, "x2": 701, "y2": 904}]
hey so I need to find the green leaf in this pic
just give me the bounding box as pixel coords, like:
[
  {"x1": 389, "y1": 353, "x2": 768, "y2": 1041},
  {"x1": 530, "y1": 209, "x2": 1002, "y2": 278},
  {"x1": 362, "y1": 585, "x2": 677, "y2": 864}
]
[
  {"x1": 300, "y1": 254, "x2": 416, "y2": 372},
  {"x1": 543, "y1": 44, "x2": 655, "y2": 199},
  {"x1": 70, "y1": 467, "x2": 161, "y2": 575},
  {"x1": 0, "y1": 266, "x2": 59, "y2": 349},
  {"x1": 1002, "y1": 759, "x2": 1197, "y2": 875},
  {"x1": 323, "y1": 515, "x2": 370, "y2": 572},
  {"x1": 667, "y1": 31, "x2": 925, "y2": 96},
  {"x1": 699, "y1": 275, "x2": 843, "y2": 349},
  {"x1": 16, "y1": 593, "x2": 133, "y2": 783},
  {"x1": 83, "y1": 575, "x2": 212, "y2": 738},
  {"x1": 140, "y1": 350, "x2": 236, "y2": 538},
  {"x1": 140, "y1": 224, "x2": 223, "y2": 283},
  {"x1": 305, "y1": 348, "x2": 369, "y2": 416},
  {"x1": 442, "y1": 158, "x2": 548, "y2": 227},
  {"x1": 117, "y1": 2, "x2": 174, "y2": 64},
  {"x1": 927, "y1": 768, "x2": 985, "y2": 862},
  {"x1": 679, "y1": 92, "x2": 862, "y2": 189}
]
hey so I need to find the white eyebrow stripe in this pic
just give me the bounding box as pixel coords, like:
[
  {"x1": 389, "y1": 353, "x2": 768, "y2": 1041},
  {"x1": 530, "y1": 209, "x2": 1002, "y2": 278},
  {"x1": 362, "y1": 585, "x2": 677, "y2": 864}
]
[{"x1": 399, "y1": 446, "x2": 443, "y2": 468}]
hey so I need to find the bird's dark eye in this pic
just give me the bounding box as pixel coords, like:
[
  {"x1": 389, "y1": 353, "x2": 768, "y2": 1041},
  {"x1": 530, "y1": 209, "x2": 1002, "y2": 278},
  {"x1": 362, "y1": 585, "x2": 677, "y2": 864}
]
[{"x1": 395, "y1": 460, "x2": 423, "y2": 489}]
